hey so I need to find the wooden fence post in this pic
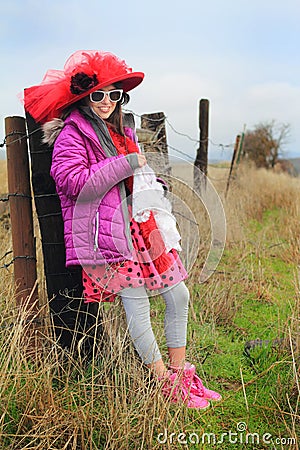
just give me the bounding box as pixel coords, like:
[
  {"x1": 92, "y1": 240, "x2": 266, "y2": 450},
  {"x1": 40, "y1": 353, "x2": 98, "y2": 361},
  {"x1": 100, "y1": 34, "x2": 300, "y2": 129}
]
[
  {"x1": 140, "y1": 112, "x2": 170, "y2": 175},
  {"x1": 26, "y1": 112, "x2": 102, "y2": 358},
  {"x1": 194, "y1": 99, "x2": 209, "y2": 192},
  {"x1": 225, "y1": 134, "x2": 241, "y2": 197},
  {"x1": 235, "y1": 130, "x2": 245, "y2": 165},
  {"x1": 5, "y1": 116, "x2": 39, "y2": 349}
]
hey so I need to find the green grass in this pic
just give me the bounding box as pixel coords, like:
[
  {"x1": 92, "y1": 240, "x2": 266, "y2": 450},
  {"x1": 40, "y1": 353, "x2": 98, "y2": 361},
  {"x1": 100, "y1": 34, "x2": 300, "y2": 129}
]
[
  {"x1": 145, "y1": 206, "x2": 299, "y2": 448},
  {"x1": 0, "y1": 206, "x2": 299, "y2": 449},
  {"x1": 171, "y1": 208, "x2": 299, "y2": 449}
]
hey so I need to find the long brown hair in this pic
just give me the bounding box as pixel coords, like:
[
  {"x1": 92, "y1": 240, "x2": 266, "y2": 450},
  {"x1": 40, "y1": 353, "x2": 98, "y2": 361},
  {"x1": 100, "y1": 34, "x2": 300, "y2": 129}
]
[{"x1": 105, "y1": 82, "x2": 130, "y2": 135}]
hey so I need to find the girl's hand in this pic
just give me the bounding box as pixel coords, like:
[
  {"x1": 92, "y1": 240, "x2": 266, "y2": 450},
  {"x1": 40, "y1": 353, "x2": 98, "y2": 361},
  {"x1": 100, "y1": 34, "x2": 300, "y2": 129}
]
[{"x1": 137, "y1": 154, "x2": 147, "y2": 167}]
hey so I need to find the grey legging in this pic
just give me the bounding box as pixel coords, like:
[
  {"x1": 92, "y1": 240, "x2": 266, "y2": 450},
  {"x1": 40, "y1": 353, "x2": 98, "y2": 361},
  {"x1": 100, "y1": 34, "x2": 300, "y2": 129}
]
[{"x1": 120, "y1": 281, "x2": 190, "y2": 365}]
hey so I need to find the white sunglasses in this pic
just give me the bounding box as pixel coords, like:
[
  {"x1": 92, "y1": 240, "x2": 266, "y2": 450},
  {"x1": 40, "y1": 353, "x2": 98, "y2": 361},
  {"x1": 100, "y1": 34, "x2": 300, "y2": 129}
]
[{"x1": 89, "y1": 89, "x2": 123, "y2": 103}]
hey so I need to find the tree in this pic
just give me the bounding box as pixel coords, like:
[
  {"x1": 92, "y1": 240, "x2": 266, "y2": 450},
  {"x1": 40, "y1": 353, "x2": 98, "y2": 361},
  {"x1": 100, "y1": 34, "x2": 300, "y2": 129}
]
[{"x1": 242, "y1": 120, "x2": 290, "y2": 169}]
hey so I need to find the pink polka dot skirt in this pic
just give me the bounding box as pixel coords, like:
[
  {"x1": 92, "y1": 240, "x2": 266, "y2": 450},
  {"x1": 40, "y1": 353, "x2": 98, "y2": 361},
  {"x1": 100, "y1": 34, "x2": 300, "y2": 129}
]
[{"x1": 82, "y1": 216, "x2": 188, "y2": 303}]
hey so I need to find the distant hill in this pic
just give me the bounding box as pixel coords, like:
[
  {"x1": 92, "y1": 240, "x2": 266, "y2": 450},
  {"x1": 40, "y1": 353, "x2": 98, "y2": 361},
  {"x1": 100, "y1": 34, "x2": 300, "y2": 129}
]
[
  {"x1": 210, "y1": 157, "x2": 300, "y2": 177},
  {"x1": 289, "y1": 158, "x2": 300, "y2": 175}
]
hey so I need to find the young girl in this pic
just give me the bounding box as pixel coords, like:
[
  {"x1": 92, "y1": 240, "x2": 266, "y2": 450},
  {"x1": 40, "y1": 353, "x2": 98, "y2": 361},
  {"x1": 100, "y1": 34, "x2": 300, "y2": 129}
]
[{"x1": 24, "y1": 50, "x2": 221, "y2": 409}]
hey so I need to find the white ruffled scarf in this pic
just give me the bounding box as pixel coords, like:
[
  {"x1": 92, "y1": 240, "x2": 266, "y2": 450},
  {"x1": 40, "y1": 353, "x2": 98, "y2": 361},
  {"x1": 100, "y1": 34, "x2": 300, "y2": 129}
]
[{"x1": 132, "y1": 164, "x2": 182, "y2": 253}]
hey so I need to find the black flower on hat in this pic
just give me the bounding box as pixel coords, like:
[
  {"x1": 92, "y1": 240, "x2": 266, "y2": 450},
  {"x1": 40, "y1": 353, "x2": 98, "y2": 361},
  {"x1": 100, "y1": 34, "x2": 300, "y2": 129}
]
[{"x1": 70, "y1": 72, "x2": 99, "y2": 95}]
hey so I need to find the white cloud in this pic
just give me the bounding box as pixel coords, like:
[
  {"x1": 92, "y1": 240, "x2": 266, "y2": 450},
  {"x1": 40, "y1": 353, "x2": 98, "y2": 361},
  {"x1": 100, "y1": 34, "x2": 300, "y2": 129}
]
[{"x1": 244, "y1": 82, "x2": 300, "y2": 122}]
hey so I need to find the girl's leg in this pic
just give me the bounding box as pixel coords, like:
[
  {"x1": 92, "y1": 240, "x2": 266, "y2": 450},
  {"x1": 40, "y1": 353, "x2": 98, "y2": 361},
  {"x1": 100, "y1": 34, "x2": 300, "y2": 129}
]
[
  {"x1": 168, "y1": 347, "x2": 186, "y2": 369},
  {"x1": 120, "y1": 286, "x2": 167, "y2": 377},
  {"x1": 159, "y1": 281, "x2": 190, "y2": 369},
  {"x1": 160, "y1": 282, "x2": 221, "y2": 402},
  {"x1": 120, "y1": 282, "x2": 189, "y2": 376}
]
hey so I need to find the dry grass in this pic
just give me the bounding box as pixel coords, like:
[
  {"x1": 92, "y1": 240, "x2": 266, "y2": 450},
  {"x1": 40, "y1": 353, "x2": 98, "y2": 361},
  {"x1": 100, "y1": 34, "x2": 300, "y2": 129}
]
[
  {"x1": 0, "y1": 160, "x2": 7, "y2": 190},
  {"x1": 0, "y1": 159, "x2": 299, "y2": 448}
]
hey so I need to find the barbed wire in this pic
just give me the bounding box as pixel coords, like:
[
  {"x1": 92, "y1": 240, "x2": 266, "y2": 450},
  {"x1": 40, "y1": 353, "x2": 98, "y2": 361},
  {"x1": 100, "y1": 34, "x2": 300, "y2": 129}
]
[
  {"x1": 0, "y1": 127, "x2": 41, "y2": 150},
  {"x1": 0, "y1": 193, "x2": 33, "y2": 203},
  {"x1": 167, "y1": 144, "x2": 195, "y2": 161},
  {"x1": 0, "y1": 113, "x2": 231, "y2": 273},
  {"x1": 0, "y1": 254, "x2": 36, "y2": 271},
  {"x1": 166, "y1": 143, "x2": 230, "y2": 182},
  {"x1": 0, "y1": 111, "x2": 236, "y2": 181},
  {"x1": 123, "y1": 108, "x2": 236, "y2": 150},
  {"x1": 0, "y1": 250, "x2": 13, "y2": 261},
  {"x1": 0, "y1": 259, "x2": 13, "y2": 270},
  {"x1": 1, "y1": 112, "x2": 235, "y2": 156},
  {"x1": 164, "y1": 117, "x2": 199, "y2": 144}
]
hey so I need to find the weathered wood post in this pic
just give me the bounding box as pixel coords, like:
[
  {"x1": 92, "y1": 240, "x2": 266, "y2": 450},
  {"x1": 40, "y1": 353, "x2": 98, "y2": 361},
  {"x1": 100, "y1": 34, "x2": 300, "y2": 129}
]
[
  {"x1": 235, "y1": 130, "x2": 245, "y2": 165},
  {"x1": 194, "y1": 99, "x2": 209, "y2": 192},
  {"x1": 5, "y1": 116, "x2": 39, "y2": 350},
  {"x1": 26, "y1": 112, "x2": 102, "y2": 358},
  {"x1": 225, "y1": 134, "x2": 241, "y2": 197},
  {"x1": 140, "y1": 112, "x2": 170, "y2": 175}
]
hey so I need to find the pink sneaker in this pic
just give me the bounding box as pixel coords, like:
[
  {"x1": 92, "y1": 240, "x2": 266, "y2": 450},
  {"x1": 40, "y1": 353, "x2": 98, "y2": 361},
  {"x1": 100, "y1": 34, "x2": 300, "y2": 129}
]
[
  {"x1": 188, "y1": 365, "x2": 222, "y2": 402},
  {"x1": 160, "y1": 369, "x2": 209, "y2": 410}
]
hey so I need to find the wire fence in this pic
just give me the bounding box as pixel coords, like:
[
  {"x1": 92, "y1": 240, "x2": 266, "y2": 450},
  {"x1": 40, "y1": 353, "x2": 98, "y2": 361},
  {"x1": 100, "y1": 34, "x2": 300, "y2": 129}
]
[
  {"x1": 0, "y1": 254, "x2": 36, "y2": 271},
  {"x1": 124, "y1": 109, "x2": 236, "y2": 159},
  {"x1": 0, "y1": 112, "x2": 236, "y2": 163},
  {"x1": 0, "y1": 112, "x2": 234, "y2": 271}
]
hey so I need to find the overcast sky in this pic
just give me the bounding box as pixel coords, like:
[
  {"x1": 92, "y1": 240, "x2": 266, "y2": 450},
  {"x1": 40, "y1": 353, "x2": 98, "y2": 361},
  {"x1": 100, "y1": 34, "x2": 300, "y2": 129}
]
[{"x1": 1, "y1": 0, "x2": 300, "y2": 161}]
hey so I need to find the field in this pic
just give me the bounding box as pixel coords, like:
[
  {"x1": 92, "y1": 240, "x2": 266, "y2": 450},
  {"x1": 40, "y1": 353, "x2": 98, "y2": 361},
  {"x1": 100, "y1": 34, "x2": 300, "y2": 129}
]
[{"x1": 0, "y1": 158, "x2": 299, "y2": 449}]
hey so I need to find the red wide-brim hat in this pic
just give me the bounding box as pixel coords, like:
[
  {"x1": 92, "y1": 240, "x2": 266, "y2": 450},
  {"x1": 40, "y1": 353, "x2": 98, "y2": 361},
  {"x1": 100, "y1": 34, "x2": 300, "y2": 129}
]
[{"x1": 24, "y1": 50, "x2": 144, "y2": 124}]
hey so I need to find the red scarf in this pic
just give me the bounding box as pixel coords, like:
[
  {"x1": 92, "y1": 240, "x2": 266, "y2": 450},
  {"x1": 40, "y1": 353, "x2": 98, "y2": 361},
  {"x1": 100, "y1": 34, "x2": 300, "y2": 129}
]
[{"x1": 107, "y1": 125, "x2": 138, "y2": 192}]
